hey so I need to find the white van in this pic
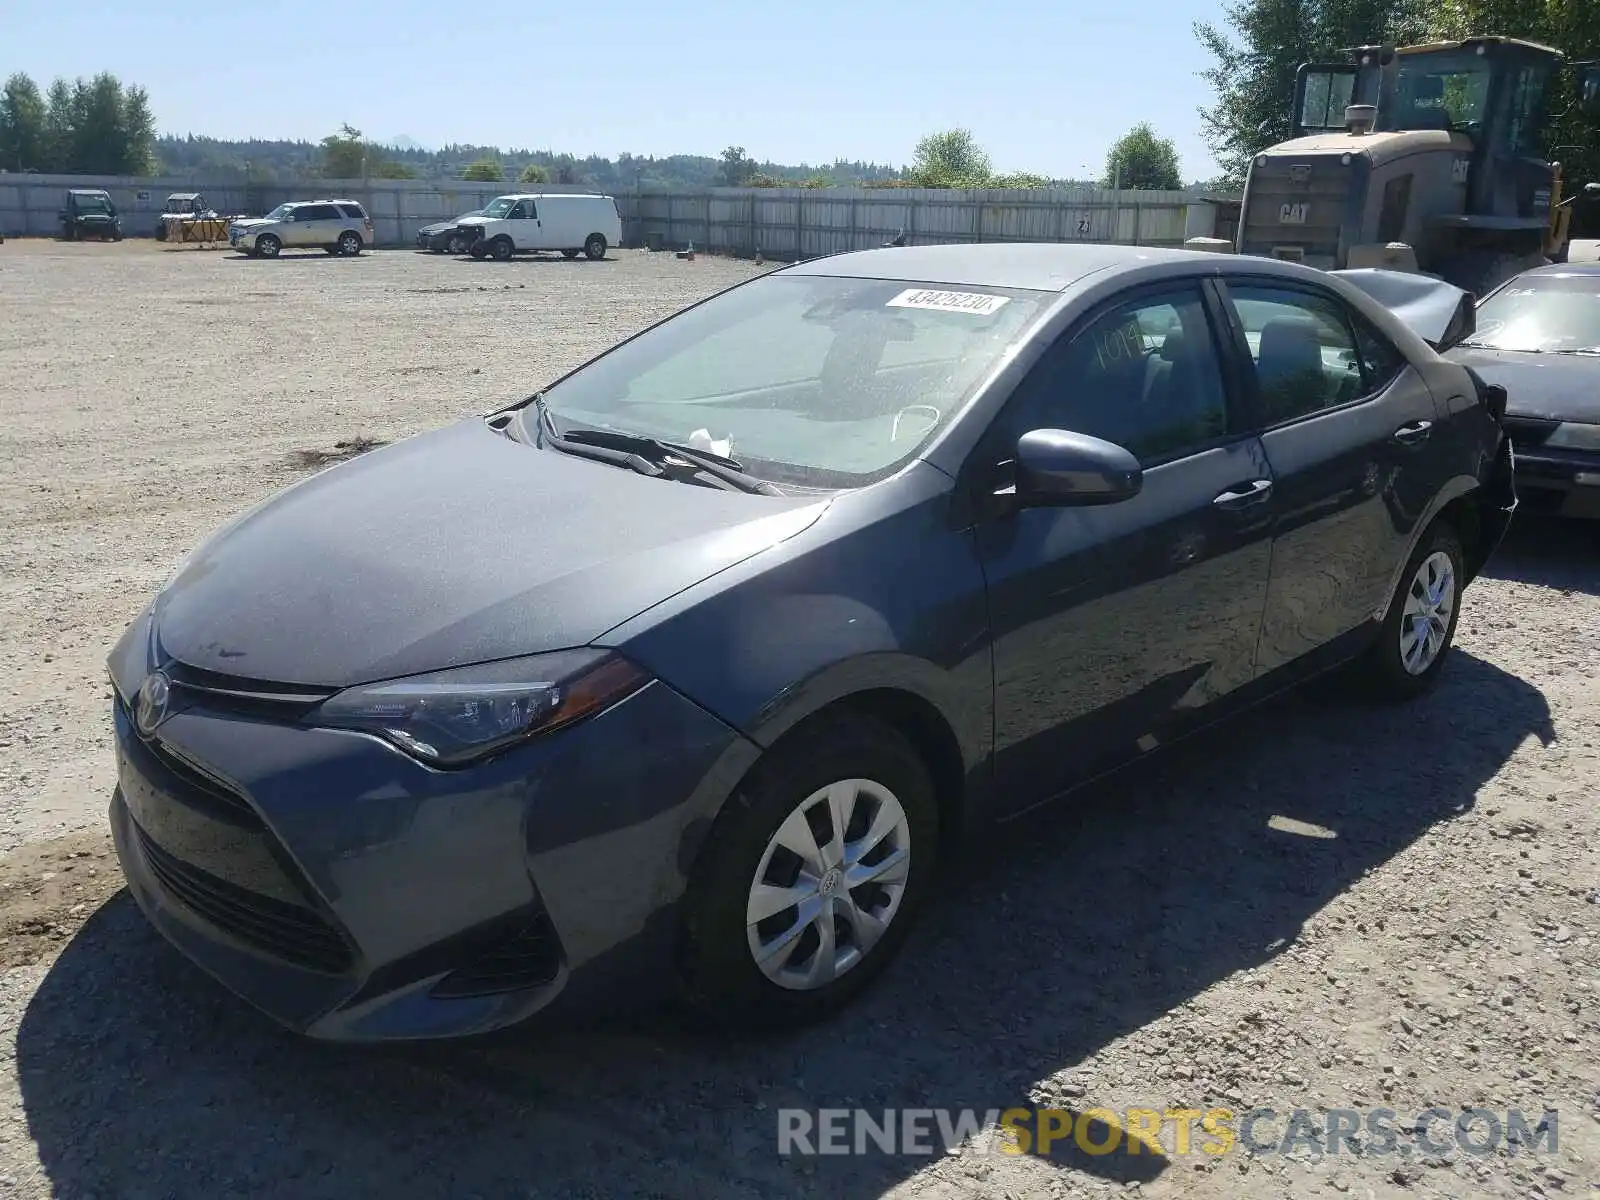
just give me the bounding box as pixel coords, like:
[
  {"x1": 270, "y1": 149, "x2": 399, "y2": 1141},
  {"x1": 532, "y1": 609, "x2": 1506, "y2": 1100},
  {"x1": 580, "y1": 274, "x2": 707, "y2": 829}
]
[{"x1": 456, "y1": 193, "x2": 623, "y2": 261}]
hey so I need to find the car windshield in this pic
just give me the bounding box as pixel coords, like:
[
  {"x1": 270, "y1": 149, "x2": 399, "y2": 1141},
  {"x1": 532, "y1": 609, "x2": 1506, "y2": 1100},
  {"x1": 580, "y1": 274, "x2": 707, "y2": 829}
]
[
  {"x1": 263, "y1": 204, "x2": 293, "y2": 221},
  {"x1": 75, "y1": 194, "x2": 112, "y2": 214},
  {"x1": 480, "y1": 198, "x2": 517, "y2": 218},
  {"x1": 1465, "y1": 276, "x2": 1600, "y2": 352},
  {"x1": 534, "y1": 273, "x2": 1048, "y2": 489}
]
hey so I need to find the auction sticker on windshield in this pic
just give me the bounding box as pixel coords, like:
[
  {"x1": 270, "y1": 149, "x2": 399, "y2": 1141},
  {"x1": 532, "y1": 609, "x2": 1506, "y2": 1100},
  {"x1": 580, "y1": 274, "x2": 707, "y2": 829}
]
[{"x1": 886, "y1": 288, "x2": 1010, "y2": 316}]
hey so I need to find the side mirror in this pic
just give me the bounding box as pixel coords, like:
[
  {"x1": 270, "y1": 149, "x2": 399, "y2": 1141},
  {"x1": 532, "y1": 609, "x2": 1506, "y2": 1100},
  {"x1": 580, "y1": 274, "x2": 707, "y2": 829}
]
[
  {"x1": 1432, "y1": 291, "x2": 1477, "y2": 353},
  {"x1": 1010, "y1": 428, "x2": 1142, "y2": 507}
]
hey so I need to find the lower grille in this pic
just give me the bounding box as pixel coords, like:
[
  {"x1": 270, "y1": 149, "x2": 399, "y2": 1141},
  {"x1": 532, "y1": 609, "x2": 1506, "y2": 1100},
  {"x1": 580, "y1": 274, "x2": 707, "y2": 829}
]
[
  {"x1": 432, "y1": 914, "x2": 562, "y2": 997},
  {"x1": 136, "y1": 824, "x2": 353, "y2": 974}
]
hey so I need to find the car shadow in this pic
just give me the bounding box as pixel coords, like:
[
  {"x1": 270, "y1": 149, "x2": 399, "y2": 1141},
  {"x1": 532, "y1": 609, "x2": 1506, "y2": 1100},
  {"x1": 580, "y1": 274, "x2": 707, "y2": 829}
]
[
  {"x1": 17, "y1": 651, "x2": 1551, "y2": 1199},
  {"x1": 1480, "y1": 516, "x2": 1600, "y2": 595},
  {"x1": 454, "y1": 254, "x2": 616, "y2": 266}
]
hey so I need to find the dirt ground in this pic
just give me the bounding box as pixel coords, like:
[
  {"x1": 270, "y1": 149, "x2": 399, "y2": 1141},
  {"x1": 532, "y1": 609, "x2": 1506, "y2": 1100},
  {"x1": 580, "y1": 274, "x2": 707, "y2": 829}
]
[{"x1": 0, "y1": 237, "x2": 1596, "y2": 1200}]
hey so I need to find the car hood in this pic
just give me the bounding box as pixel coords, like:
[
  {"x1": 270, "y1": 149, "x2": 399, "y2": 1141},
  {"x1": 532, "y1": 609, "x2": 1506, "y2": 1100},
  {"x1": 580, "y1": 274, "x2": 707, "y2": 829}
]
[
  {"x1": 458, "y1": 216, "x2": 492, "y2": 226},
  {"x1": 230, "y1": 218, "x2": 272, "y2": 229},
  {"x1": 418, "y1": 221, "x2": 453, "y2": 234},
  {"x1": 153, "y1": 418, "x2": 829, "y2": 688},
  {"x1": 1444, "y1": 346, "x2": 1600, "y2": 423}
]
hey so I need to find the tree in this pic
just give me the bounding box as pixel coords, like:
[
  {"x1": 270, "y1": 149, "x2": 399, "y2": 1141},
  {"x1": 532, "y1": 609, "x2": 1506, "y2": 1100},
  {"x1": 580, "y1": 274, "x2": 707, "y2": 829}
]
[
  {"x1": 1195, "y1": 0, "x2": 1426, "y2": 186},
  {"x1": 320, "y1": 124, "x2": 366, "y2": 177},
  {"x1": 462, "y1": 156, "x2": 504, "y2": 182},
  {"x1": 990, "y1": 171, "x2": 1051, "y2": 189},
  {"x1": 716, "y1": 145, "x2": 756, "y2": 186},
  {"x1": 0, "y1": 73, "x2": 46, "y2": 172},
  {"x1": 1103, "y1": 123, "x2": 1184, "y2": 190},
  {"x1": 373, "y1": 160, "x2": 416, "y2": 179},
  {"x1": 909, "y1": 128, "x2": 992, "y2": 187},
  {"x1": 518, "y1": 162, "x2": 549, "y2": 185}
]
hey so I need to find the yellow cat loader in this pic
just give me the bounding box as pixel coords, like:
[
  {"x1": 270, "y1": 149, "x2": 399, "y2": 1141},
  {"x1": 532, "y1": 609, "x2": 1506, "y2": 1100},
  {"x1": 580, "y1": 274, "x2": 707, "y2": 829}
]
[{"x1": 1238, "y1": 37, "x2": 1600, "y2": 295}]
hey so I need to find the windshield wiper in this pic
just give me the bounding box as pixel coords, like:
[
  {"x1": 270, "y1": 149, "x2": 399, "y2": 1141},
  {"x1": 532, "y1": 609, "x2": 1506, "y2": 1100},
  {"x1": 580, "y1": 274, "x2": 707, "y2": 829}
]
[
  {"x1": 531, "y1": 395, "x2": 665, "y2": 479},
  {"x1": 1552, "y1": 347, "x2": 1600, "y2": 356},
  {"x1": 532, "y1": 397, "x2": 783, "y2": 496}
]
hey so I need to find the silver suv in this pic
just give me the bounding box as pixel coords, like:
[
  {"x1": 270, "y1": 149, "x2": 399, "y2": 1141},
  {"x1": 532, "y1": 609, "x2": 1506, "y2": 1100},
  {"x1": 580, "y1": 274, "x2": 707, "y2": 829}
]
[{"x1": 229, "y1": 200, "x2": 374, "y2": 258}]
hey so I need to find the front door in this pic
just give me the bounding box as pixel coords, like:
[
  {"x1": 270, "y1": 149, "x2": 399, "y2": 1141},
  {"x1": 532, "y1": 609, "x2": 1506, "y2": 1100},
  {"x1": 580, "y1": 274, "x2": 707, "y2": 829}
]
[
  {"x1": 972, "y1": 281, "x2": 1276, "y2": 813},
  {"x1": 507, "y1": 199, "x2": 540, "y2": 249},
  {"x1": 1217, "y1": 279, "x2": 1446, "y2": 676}
]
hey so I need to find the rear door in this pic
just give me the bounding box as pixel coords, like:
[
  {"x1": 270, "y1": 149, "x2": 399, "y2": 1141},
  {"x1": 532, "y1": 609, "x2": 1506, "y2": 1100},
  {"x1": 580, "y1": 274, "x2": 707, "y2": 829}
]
[
  {"x1": 972, "y1": 279, "x2": 1277, "y2": 812},
  {"x1": 1214, "y1": 277, "x2": 1444, "y2": 676}
]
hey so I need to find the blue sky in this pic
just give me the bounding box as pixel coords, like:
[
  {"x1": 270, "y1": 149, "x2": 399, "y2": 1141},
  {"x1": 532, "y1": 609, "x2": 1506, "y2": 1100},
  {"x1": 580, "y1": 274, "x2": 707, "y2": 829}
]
[{"x1": 8, "y1": 0, "x2": 1223, "y2": 180}]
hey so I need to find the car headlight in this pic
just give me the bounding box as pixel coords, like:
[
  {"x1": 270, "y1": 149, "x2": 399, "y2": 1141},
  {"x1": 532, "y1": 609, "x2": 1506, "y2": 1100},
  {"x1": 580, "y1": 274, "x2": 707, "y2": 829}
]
[
  {"x1": 313, "y1": 649, "x2": 650, "y2": 766},
  {"x1": 1543, "y1": 421, "x2": 1600, "y2": 451}
]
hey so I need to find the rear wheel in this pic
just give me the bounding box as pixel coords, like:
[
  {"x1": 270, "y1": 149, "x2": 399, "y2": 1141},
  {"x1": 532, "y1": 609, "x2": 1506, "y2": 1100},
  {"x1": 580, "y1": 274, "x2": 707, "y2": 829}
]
[
  {"x1": 488, "y1": 235, "x2": 514, "y2": 262},
  {"x1": 1352, "y1": 521, "x2": 1464, "y2": 700},
  {"x1": 337, "y1": 231, "x2": 362, "y2": 256},
  {"x1": 583, "y1": 233, "x2": 607, "y2": 260},
  {"x1": 677, "y1": 713, "x2": 937, "y2": 1029},
  {"x1": 255, "y1": 234, "x2": 281, "y2": 258}
]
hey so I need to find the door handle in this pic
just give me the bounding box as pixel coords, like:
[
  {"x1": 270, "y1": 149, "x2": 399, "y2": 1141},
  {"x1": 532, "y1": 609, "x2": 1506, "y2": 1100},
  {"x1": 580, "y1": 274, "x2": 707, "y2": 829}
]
[
  {"x1": 1392, "y1": 419, "x2": 1433, "y2": 446},
  {"x1": 1212, "y1": 479, "x2": 1273, "y2": 510}
]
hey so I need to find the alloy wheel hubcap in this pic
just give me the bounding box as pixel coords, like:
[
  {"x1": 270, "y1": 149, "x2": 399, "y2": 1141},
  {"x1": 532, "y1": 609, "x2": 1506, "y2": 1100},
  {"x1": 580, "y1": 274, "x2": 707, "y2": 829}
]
[
  {"x1": 1399, "y1": 550, "x2": 1455, "y2": 675},
  {"x1": 745, "y1": 778, "x2": 911, "y2": 991}
]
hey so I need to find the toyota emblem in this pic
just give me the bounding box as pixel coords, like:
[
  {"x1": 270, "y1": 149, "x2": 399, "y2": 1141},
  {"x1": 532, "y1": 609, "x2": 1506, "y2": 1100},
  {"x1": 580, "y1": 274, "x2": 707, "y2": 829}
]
[{"x1": 134, "y1": 670, "x2": 171, "y2": 738}]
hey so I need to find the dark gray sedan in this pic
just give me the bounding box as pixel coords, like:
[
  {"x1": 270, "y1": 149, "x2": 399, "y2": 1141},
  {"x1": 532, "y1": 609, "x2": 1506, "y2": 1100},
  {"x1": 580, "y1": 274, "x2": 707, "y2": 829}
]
[
  {"x1": 1446, "y1": 263, "x2": 1600, "y2": 521},
  {"x1": 415, "y1": 209, "x2": 485, "y2": 253},
  {"x1": 106, "y1": 244, "x2": 1515, "y2": 1042}
]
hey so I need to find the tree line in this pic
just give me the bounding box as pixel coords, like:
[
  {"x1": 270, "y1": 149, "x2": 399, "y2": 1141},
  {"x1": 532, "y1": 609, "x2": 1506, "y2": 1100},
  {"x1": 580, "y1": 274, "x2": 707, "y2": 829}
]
[{"x1": 0, "y1": 72, "x2": 155, "y2": 175}]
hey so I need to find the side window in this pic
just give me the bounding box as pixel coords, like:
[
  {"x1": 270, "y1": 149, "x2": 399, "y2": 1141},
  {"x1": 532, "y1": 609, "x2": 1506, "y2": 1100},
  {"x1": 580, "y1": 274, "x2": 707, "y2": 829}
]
[
  {"x1": 306, "y1": 204, "x2": 337, "y2": 221},
  {"x1": 1228, "y1": 285, "x2": 1364, "y2": 424},
  {"x1": 1002, "y1": 286, "x2": 1232, "y2": 464},
  {"x1": 1350, "y1": 314, "x2": 1407, "y2": 394},
  {"x1": 336, "y1": 203, "x2": 365, "y2": 219}
]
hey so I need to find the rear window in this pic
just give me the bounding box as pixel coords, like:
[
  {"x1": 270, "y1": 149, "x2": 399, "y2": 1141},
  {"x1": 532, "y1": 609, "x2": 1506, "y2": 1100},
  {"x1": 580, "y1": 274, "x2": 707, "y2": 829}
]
[{"x1": 336, "y1": 203, "x2": 366, "y2": 219}]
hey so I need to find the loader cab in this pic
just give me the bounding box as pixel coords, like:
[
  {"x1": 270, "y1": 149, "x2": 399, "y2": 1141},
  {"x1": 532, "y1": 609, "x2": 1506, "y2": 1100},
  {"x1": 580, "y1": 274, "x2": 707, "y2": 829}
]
[{"x1": 1293, "y1": 39, "x2": 1563, "y2": 223}]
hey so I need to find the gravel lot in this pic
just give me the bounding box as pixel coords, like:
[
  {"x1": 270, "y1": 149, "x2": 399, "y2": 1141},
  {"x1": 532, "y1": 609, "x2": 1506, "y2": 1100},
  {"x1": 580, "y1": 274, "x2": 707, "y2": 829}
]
[{"x1": 0, "y1": 238, "x2": 1596, "y2": 1200}]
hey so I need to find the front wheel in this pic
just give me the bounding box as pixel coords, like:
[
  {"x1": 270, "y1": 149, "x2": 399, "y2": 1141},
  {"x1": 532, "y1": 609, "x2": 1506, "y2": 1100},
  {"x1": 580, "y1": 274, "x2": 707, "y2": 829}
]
[
  {"x1": 255, "y1": 234, "x2": 281, "y2": 258},
  {"x1": 583, "y1": 233, "x2": 607, "y2": 260},
  {"x1": 561, "y1": 248, "x2": 580, "y2": 259},
  {"x1": 677, "y1": 713, "x2": 937, "y2": 1030},
  {"x1": 337, "y1": 231, "x2": 362, "y2": 256},
  {"x1": 1353, "y1": 522, "x2": 1465, "y2": 700},
  {"x1": 488, "y1": 236, "x2": 514, "y2": 262}
]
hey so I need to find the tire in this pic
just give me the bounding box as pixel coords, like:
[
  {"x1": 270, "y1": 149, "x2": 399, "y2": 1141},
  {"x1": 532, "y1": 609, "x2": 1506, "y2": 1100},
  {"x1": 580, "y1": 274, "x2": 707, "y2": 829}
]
[
  {"x1": 337, "y1": 231, "x2": 362, "y2": 256},
  {"x1": 256, "y1": 234, "x2": 281, "y2": 259},
  {"x1": 446, "y1": 232, "x2": 470, "y2": 256},
  {"x1": 677, "y1": 712, "x2": 938, "y2": 1030},
  {"x1": 488, "y1": 236, "x2": 514, "y2": 262},
  {"x1": 155, "y1": 226, "x2": 168, "y2": 242},
  {"x1": 583, "y1": 233, "x2": 607, "y2": 260},
  {"x1": 469, "y1": 241, "x2": 488, "y2": 260},
  {"x1": 562, "y1": 249, "x2": 580, "y2": 259},
  {"x1": 1352, "y1": 521, "x2": 1465, "y2": 701},
  {"x1": 111, "y1": 229, "x2": 123, "y2": 242}
]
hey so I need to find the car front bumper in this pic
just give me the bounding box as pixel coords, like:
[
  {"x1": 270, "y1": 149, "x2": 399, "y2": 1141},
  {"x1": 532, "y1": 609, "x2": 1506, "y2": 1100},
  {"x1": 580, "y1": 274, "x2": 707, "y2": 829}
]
[
  {"x1": 1509, "y1": 445, "x2": 1600, "y2": 519},
  {"x1": 107, "y1": 638, "x2": 758, "y2": 1042}
]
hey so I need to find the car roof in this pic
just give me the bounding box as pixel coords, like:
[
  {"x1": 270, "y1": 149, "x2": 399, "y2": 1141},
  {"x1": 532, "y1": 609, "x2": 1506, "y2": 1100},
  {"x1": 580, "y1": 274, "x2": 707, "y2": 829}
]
[
  {"x1": 168, "y1": 192, "x2": 201, "y2": 199},
  {"x1": 779, "y1": 242, "x2": 1246, "y2": 293},
  {"x1": 69, "y1": 188, "x2": 110, "y2": 195},
  {"x1": 1516, "y1": 263, "x2": 1600, "y2": 280}
]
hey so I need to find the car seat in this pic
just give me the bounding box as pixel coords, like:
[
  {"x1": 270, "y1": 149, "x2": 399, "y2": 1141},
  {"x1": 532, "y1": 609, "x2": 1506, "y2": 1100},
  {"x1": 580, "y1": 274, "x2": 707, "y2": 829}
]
[{"x1": 1256, "y1": 318, "x2": 1327, "y2": 423}]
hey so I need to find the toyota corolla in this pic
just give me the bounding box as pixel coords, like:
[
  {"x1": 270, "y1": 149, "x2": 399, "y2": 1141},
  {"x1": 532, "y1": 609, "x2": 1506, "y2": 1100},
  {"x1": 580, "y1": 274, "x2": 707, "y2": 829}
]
[{"x1": 107, "y1": 244, "x2": 1515, "y2": 1041}]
